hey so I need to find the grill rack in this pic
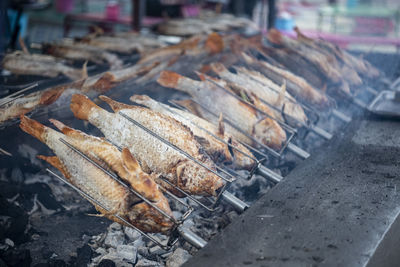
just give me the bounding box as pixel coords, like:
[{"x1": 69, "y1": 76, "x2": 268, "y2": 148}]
[{"x1": 48, "y1": 137, "x2": 207, "y2": 250}]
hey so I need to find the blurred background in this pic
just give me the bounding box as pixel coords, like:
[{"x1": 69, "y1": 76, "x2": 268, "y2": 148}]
[{"x1": 1, "y1": 0, "x2": 399, "y2": 54}]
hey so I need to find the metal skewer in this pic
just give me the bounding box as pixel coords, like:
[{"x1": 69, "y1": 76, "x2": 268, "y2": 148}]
[{"x1": 0, "y1": 83, "x2": 38, "y2": 107}]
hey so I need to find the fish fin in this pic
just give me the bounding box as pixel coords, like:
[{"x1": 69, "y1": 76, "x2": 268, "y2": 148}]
[
  {"x1": 19, "y1": 116, "x2": 46, "y2": 143},
  {"x1": 210, "y1": 62, "x2": 227, "y2": 75},
  {"x1": 294, "y1": 27, "x2": 313, "y2": 43},
  {"x1": 99, "y1": 95, "x2": 133, "y2": 112},
  {"x1": 275, "y1": 80, "x2": 286, "y2": 107},
  {"x1": 172, "y1": 99, "x2": 202, "y2": 117},
  {"x1": 267, "y1": 29, "x2": 283, "y2": 45},
  {"x1": 49, "y1": 119, "x2": 86, "y2": 140},
  {"x1": 194, "y1": 136, "x2": 210, "y2": 148},
  {"x1": 82, "y1": 61, "x2": 88, "y2": 79},
  {"x1": 157, "y1": 71, "x2": 182, "y2": 89},
  {"x1": 205, "y1": 32, "x2": 224, "y2": 54},
  {"x1": 218, "y1": 113, "x2": 225, "y2": 136},
  {"x1": 37, "y1": 155, "x2": 71, "y2": 179},
  {"x1": 121, "y1": 148, "x2": 141, "y2": 174},
  {"x1": 39, "y1": 87, "x2": 65, "y2": 106},
  {"x1": 89, "y1": 72, "x2": 116, "y2": 93},
  {"x1": 70, "y1": 94, "x2": 100, "y2": 121}
]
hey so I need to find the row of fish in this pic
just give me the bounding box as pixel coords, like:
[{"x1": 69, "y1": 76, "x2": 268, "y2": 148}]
[{"x1": 20, "y1": 89, "x2": 261, "y2": 233}]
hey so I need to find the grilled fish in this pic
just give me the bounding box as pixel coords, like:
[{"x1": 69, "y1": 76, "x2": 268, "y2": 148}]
[
  {"x1": 294, "y1": 27, "x2": 379, "y2": 78},
  {"x1": 130, "y1": 94, "x2": 256, "y2": 171},
  {"x1": 70, "y1": 94, "x2": 224, "y2": 196},
  {"x1": 240, "y1": 52, "x2": 333, "y2": 110},
  {"x1": 43, "y1": 42, "x2": 123, "y2": 70},
  {"x1": 157, "y1": 71, "x2": 286, "y2": 150},
  {"x1": 2, "y1": 51, "x2": 83, "y2": 80},
  {"x1": 0, "y1": 85, "x2": 66, "y2": 125},
  {"x1": 210, "y1": 63, "x2": 308, "y2": 127},
  {"x1": 19, "y1": 116, "x2": 174, "y2": 233},
  {"x1": 267, "y1": 29, "x2": 342, "y2": 84}
]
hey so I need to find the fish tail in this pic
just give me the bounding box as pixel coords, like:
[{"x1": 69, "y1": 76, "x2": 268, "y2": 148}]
[
  {"x1": 99, "y1": 95, "x2": 133, "y2": 112},
  {"x1": 49, "y1": 119, "x2": 79, "y2": 137},
  {"x1": 19, "y1": 115, "x2": 47, "y2": 143},
  {"x1": 37, "y1": 155, "x2": 71, "y2": 179},
  {"x1": 157, "y1": 71, "x2": 183, "y2": 90},
  {"x1": 70, "y1": 94, "x2": 99, "y2": 121},
  {"x1": 39, "y1": 87, "x2": 65, "y2": 106}
]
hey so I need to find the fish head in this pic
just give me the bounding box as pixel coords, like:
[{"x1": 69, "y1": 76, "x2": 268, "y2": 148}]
[
  {"x1": 175, "y1": 159, "x2": 224, "y2": 197},
  {"x1": 253, "y1": 117, "x2": 286, "y2": 151}
]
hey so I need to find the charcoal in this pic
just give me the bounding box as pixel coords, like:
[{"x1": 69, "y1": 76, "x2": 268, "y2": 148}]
[
  {"x1": 166, "y1": 248, "x2": 191, "y2": 267},
  {"x1": 76, "y1": 244, "x2": 92, "y2": 267},
  {"x1": 33, "y1": 259, "x2": 67, "y2": 267},
  {"x1": 116, "y1": 244, "x2": 137, "y2": 263},
  {"x1": 98, "y1": 259, "x2": 116, "y2": 267},
  {"x1": 0, "y1": 248, "x2": 31, "y2": 267},
  {"x1": 135, "y1": 258, "x2": 163, "y2": 267},
  {"x1": 104, "y1": 230, "x2": 125, "y2": 248},
  {"x1": 0, "y1": 196, "x2": 29, "y2": 244}
]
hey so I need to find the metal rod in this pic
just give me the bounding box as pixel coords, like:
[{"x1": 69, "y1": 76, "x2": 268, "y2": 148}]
[
  {"x1": 177, "y1": 226, "x2": 207, "y2": 249},
  {"x1": 221, "y1": 191, "x2": 249, "y2": 212},
  {"x1": 0, "y1": 147, "x2": 12, "y2": 157},
  {"x1": 331, "y1": 109, "x2": 352, "y2": 123},
  {"x1": 308, "y1": 124, "x2": 333, "y2": 140},
  {"x1": 118, "y1": 111, "x2": 236, "y2": 183},
  {"x1": 0, "y1": 83, "x2": 38, "y2": 107},
  {"x1": 287, "y1": 143, "x2": 310, "y2": 159},
  {"x1": 159, "y1": 177, "x2": 215, "y2": 212},
  {"x1": 352, "y1": 98, "x2": 368, "y2": 109},
  {"x1": 365, "y1": 86, "x2": 378, "y2": 96},
  {"x1": 256, "y1": 165, "x2": 282, "y2": 183}
]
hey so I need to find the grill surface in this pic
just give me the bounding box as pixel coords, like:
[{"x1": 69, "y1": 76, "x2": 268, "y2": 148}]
[{"x1": 184, "y1": 116, "x2": 400, "y2": 267}]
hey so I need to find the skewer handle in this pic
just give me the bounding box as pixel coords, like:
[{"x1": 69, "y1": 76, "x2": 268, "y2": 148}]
[
  {"x1": 331, "y1": 109, "x2": 352, "y2": 123},
  {"x1": 177, "y1": 226, "x2": 207, "y2": 249},
  {"x1": 308, "y1": 124, "x2": 333, "y2": 140},
  {"x1": 287, "y1": 143, "x2": 310, "y2": 159},
  {"x1": 221, "y1": 191, "x2": 249, "y2": 212},
  {"x1": 257, "y1": 166, "x2": 282, "y2": 183}
]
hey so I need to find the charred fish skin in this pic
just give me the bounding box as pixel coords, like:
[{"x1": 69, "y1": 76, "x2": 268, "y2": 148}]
[
  {"x1": 157, "y1": 70, "x2": 287, "y2": 151},
  {"x1": 19, "y1": 116, "x2": 174, "y2": 233},
  {"x1": 70, "y1": 94, "x2": 224, "y2": 197}
]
